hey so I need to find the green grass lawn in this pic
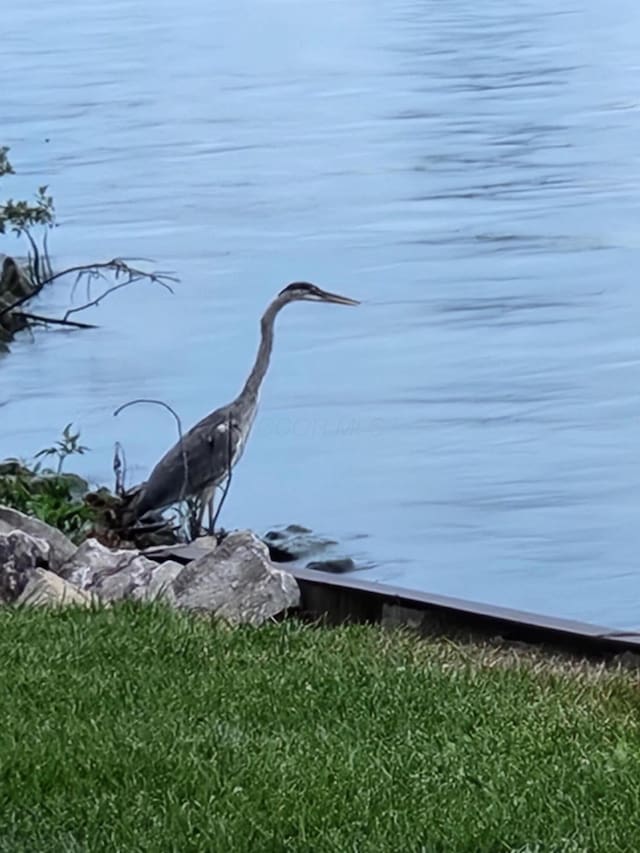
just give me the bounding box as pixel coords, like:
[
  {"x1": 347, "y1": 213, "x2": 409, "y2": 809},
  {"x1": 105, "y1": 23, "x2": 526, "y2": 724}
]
[{"x1": 0, "y1": 605, "x2": 638, "y2": 853}]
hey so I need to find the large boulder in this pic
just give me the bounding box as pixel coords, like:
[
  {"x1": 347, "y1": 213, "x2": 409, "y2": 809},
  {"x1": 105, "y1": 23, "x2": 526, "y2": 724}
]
[
  {"x1": 131, "y1": 559, "x2": 185, "y2": 605},
  {"x1": 173, "y1": 530, "x2": 300, "y2": 626},
  {"x1": 16, "y1": 568, "x2": 95, "y2": 608},
  {"x1": 0, "y1": 530, "x2": 50, "y2": 603},
  {"x1": 60, "y1": 538, "x2": 158, "y2": 602},
  {"x1": 0, "y1": 506, "x2": 77, "y2": 571}
]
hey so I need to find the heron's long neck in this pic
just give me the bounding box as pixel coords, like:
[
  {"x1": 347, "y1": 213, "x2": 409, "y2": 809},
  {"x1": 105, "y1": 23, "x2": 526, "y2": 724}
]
[{"x1": 239, "y1": 296, "x2": 287, "y2": 402}]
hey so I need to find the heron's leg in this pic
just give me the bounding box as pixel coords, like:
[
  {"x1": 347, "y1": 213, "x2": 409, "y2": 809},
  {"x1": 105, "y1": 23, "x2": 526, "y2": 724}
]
[
  {"x1": 194, "y1": 486, "x2": 215, "y2": 535},
  {"x1": 206, "y1": 488, "x2": 216, "y2": 535},
  {"x1": 194, "y1": 490, "x2": 209, "y2": 536}
]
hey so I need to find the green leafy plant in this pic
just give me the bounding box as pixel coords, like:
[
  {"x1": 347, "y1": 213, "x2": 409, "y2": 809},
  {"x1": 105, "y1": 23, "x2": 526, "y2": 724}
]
[
  {"x1": 34, "y1": 423, "x2": 89, "y2": 474},
  {"x1": 0, "y1": 427, "x2": 95, "y2": 542},
  {"x1": 0, "y1": 146, "x2": 55, "y2": 236}
]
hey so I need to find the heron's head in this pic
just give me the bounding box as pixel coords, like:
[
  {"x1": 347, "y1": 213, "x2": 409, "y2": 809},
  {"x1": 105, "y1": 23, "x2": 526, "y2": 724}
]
[{"x1": 278, "y1": 281, "x2": 360, "y2": 307}]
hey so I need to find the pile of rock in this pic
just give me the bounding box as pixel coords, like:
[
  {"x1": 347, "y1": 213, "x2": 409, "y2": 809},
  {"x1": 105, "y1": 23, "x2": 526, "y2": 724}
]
[{"x1": 0, "y1": 506, "x2": 300, "y2": 626}]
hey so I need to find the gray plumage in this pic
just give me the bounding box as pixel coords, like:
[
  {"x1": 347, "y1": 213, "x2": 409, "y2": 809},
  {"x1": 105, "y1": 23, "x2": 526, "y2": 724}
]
[{"x1": 123, "y1": 281, "x2": 359, "y2": 527}]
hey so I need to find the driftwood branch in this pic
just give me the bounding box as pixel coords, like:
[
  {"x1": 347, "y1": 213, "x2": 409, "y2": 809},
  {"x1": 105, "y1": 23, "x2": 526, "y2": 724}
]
[{"x1": 113, "y1": 397, "x2": 190, "y2": 511}]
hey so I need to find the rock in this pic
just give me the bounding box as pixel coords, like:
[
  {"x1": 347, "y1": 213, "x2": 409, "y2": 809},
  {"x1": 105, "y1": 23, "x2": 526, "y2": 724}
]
[
  {"x1": 60, "y1": 538, "x2": 158, "y2": 602},
  {"x1": 194, "y1": 535, "x2": 219, "y2": 552},
  {"x1": 132, "y1": 560, "x2": 185, "y2": 604},
  {"x1": 16, "y1": 568, "x2": 96, "y2": 608},
  {"x1": 173, "y1": 530, "x2": 300, "y2": 626},
  {"x1": 0, "y1": 530, "x2": 50, "y2": 603},
  {"x1": 306, "y1": 558, "x2": 356, "y2": 574},
  {"x1": 0, "y1": 255, "x2": 35, "y2": 349},
  {"x1": 0, "y1": 255, "x2": 34, "y2": 309},
  {"x1": 262, "y1": 524, "x2": 337, "y2": 563},
  {"x1": 262, "y1": 540, "x2": 298, "y2": 563},
  {"x1": 0, "y1": 505, "x2": 77, "y2": 572},
  {"x1": 0, "y1": 460, "x2": 31, "y2": 477}
]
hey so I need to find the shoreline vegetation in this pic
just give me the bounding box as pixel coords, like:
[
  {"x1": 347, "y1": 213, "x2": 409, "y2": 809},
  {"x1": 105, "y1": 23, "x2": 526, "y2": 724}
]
[
  {"x1": 3, "y1": 146, "x2": 640, "y2": 852},
  {"x1": 0, "y1": 433, "x2": 184, "y2": 551}
]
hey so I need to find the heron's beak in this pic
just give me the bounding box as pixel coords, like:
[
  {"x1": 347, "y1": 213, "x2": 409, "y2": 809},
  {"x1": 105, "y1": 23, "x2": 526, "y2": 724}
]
[{"x1": 318, "y1": 288, "x2": 360, "y2": 306}]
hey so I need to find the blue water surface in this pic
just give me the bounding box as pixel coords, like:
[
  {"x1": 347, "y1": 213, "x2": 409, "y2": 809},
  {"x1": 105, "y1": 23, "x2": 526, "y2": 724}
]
[{"x1": 2, "y1": 0, "x2": 640, "y2": 628}]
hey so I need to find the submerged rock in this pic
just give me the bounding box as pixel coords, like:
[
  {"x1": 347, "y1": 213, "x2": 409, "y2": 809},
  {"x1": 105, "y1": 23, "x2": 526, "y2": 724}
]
[
  {"x1": 306, "y1": 558, "x2": 356, "y2": 574},
  {"x1": 173, "y1": 530, "x2": 300, "y2": 626},
  {"x1": 0, "y1": 505, "x2": 77, "y2": 571},
  {"x1": 262, "y1": 524, "x2": 337, "y2": 563}
]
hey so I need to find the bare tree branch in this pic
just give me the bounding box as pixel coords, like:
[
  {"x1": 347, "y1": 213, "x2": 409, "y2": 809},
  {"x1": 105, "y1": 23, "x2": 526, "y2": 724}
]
[
  {"x1": 63, "y1": 281, "x2": 138, "y2": 321},
  {"x1": 42, "y1": 228, "x2": 53, "y2": 281},
  {"x1": 113, "y1": 397, "x2": 190, "y2": 508},
  {"x1": 42, "y1": 258, "x2": 177, "y2": 291},
  {"x1": 113, "y1": 441, "x2": 127, "y2": 498},
  {"x1": 70, "y1": 265, "x2": 106, "y2": 303},
  {"x1": 0, "y1": 256, "x2": 177, "y2": 320},
  {"x1": 23, "y1": 228, "x2": 42, "y2": 285}
]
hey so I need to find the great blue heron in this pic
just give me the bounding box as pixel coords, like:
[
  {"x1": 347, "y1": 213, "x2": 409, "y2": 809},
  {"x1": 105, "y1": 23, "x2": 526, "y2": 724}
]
[{"x1": 122, "y1": 281, "x2": 359, "y2": 530}]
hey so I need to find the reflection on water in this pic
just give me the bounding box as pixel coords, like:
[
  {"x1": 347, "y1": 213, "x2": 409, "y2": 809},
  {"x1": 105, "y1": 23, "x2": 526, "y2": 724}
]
[{"x1": 2, "y1": 0, "x2": 640, "y2": 628}]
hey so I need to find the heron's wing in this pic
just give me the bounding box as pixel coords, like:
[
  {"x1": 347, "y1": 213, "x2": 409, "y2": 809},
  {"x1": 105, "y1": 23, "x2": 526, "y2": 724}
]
[{"x1": 134, "y1": 407, "x2": 241, "y2": 515}]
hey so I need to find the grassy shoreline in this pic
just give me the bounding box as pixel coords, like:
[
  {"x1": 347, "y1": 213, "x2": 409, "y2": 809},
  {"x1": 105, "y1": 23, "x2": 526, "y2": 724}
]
[{"x1": 1, "y1": 604, "x2": 638, "y2": 852}]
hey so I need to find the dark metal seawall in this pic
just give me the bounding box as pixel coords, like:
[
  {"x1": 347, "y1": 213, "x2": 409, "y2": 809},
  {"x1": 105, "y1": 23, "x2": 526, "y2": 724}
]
[{"x1": 148, "y1": 544, "x2": 640, "y2": 658}]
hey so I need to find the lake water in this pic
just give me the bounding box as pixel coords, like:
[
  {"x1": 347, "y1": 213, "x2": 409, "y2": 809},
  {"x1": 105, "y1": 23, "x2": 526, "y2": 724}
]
[{"x1": 2, "y1": 0, "x2": 640, "y2": 629}]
